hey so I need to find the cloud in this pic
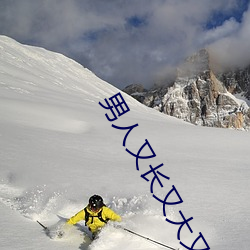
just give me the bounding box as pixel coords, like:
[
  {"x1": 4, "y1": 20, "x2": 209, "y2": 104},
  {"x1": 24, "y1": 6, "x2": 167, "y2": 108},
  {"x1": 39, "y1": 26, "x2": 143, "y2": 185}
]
[
  {"x1": 200, "y1": 18, "x2": 240, "y2": 45},
  {"x1": 0, "y1": 0, "x2": 249, "y2": 89},
  {"x1": 208, "y1": 3, "x2": 250, "y2": 69}
]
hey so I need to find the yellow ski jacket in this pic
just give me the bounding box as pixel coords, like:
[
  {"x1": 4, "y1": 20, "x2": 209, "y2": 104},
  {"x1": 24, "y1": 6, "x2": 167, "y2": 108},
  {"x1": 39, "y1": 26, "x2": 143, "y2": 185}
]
[{"x1": 67, "y1": 206, "x2": 121, "y2": 233}]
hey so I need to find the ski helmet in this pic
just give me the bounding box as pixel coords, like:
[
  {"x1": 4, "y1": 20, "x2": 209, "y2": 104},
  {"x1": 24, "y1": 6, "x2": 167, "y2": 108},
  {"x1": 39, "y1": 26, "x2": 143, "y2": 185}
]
[{"x1": 89, "y1": 195, "x2": 104, "y2": 210}]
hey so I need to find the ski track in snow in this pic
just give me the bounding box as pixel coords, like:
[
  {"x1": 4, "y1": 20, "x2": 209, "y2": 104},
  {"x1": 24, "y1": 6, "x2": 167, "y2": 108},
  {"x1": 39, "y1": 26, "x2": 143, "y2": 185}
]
[
  {"x1": 0, "y1": 180, "x2": 182, "y2": 249},
  {"x1": 1, "y1": 183, "x2": 183, "y2": 249}
]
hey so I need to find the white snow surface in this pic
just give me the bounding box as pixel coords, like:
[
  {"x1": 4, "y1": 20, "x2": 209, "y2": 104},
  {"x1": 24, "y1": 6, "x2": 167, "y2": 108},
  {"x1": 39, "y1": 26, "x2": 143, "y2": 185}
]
[{"x1": 0, "y1": 35, "x2": 250, "y2": 250}]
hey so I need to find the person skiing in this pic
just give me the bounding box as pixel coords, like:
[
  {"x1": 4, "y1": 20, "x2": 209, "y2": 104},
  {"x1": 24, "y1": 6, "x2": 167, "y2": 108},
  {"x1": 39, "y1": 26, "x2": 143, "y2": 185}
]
[{"x1": 66, "y1": 194, "x2": 121, "y2": 238}]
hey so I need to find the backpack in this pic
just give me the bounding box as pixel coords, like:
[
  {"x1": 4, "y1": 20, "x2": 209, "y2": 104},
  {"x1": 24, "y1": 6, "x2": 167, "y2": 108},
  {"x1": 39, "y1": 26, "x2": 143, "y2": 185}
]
[{"x1": 84, "y1": 206, "x2": 109, "y2": 226}]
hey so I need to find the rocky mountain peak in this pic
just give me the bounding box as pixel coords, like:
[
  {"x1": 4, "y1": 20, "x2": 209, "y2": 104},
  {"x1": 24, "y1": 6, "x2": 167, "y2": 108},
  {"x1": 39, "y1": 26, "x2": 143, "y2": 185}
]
[
  {"x1": 123, "y1": 49, "x2": 250, "y2": 130},
  {"x1": 177, "y1": 48, "x2": 210, "y2": 78}
]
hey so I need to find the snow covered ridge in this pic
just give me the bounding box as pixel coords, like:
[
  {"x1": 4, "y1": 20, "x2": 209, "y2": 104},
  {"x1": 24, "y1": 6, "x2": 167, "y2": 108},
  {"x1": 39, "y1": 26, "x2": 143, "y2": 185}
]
[
  {"x1": 99, "y1": 93, "x2": 210, "y2": 250},
  {"x1": 123, "y1": 49, "x2": 250, "y2": 130}
]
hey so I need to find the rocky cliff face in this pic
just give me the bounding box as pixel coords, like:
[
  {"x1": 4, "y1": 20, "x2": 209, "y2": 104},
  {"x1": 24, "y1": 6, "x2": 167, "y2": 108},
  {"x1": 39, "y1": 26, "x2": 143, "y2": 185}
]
[
  {"x1": 217, "y1": 66, "x2": 250, "y2": 99},
  {"x1": 123, "y1": 49, "x2": 250, "y2": 130}
]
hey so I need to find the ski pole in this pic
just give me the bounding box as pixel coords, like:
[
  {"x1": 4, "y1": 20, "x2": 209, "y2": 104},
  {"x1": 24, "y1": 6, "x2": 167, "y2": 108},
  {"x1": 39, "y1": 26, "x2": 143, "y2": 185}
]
[
  {"x1": 122, "y1": 227, "x2": 178, "y2": 250},
  {"x1": 37, "y1": 220, "x2": 48, "y2": 231}
]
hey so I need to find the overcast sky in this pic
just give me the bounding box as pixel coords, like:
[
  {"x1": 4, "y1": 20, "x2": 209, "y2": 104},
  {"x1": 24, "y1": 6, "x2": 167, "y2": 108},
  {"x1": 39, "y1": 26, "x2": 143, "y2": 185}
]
[{"x1": 0, "y1": 0, "x2": 249, "y2": 89}]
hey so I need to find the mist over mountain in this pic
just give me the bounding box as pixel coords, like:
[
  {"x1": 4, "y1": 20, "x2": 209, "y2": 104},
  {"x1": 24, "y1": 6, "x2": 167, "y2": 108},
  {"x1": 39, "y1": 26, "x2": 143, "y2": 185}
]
[{"x1": 123, "y1": 49, "x2": 250, "y2": 130}]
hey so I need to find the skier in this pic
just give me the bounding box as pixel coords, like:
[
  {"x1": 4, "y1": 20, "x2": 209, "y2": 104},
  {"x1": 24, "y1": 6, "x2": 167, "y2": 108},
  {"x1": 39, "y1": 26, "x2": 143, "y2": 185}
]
[{"x1": 66, "y1": 194, "x2": 122, "y2": 239}]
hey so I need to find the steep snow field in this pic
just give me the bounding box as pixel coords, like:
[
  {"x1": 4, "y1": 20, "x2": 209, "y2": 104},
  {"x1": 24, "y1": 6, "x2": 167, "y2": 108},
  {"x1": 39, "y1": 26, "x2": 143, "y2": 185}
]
[{"x1": 0, "y1": 36, "x2": 249, "y2": 250}]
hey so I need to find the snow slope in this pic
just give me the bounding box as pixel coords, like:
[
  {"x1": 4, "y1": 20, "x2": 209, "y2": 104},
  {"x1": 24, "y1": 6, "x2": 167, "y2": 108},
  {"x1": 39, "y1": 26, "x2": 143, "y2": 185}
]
[{"x1": 0, "y1": 35, "x2": 250, "y2": 250}]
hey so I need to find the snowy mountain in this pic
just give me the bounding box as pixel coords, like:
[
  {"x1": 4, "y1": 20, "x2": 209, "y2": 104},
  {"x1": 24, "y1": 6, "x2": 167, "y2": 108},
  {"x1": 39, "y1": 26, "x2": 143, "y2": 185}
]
[
  {"x1": 124, "y1": 49, "x2": 250, "y2": 130},
  {"x1": 0, "y1": 36, "x2": 250, "y2": 250}
]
